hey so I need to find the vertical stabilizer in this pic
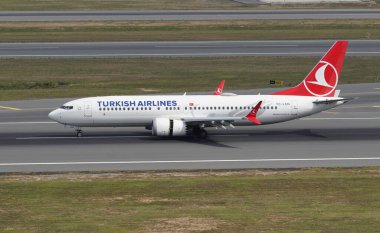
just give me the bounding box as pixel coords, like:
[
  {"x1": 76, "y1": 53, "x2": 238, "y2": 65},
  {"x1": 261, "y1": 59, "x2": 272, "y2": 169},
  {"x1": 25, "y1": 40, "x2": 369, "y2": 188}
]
[
  {"x1": 272, "y1": 41, "x2": 348, "y2": 97},
  {"x1": 214, "y1": 80, "x2": 225, "y2": 95}
]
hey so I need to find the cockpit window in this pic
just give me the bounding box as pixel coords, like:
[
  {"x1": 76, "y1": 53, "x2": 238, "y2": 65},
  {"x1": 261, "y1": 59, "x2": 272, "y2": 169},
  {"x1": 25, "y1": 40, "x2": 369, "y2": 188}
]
[{"x1": 60, "y1": 106, "x2": 73, "y2": 110}]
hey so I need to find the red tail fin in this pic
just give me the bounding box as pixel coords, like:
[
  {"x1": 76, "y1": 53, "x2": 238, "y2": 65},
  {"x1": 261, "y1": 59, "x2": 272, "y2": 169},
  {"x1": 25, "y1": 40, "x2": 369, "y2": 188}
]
[
  {"x1": 213, "y1": 80, "x2": 225, "y2": 95},
  {"x1": 273, "y1": 41, "x2": 348, "y2": 97}
]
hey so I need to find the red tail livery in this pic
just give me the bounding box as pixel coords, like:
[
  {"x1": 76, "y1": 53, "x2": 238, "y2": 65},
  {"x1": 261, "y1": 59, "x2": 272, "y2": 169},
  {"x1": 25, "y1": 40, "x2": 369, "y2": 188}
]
[
  {"x1": 213, "y1": 80, "x2": 225, "y2": 95},
  {"x1": 273, "y1": 41, "x2": 348, "y2": 97}
]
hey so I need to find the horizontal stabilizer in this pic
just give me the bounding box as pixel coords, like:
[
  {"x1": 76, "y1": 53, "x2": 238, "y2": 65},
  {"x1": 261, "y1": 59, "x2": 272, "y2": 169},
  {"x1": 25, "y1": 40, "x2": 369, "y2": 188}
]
[{"x1": 312, "y1": 98, "x2": 351, "y2": 104}]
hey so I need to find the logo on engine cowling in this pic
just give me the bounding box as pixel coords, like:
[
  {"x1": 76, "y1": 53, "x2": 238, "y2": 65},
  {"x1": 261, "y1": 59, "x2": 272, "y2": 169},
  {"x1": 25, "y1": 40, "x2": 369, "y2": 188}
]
[{"x1": 303, "y1": 61, "x2": 338, "y2": 97}]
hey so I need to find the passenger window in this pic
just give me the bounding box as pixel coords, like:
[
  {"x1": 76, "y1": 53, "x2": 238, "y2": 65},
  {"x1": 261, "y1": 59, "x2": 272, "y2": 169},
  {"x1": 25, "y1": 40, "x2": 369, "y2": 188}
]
[{"x1": 158, "y1": 107, "x2": 160, "y2": 110}]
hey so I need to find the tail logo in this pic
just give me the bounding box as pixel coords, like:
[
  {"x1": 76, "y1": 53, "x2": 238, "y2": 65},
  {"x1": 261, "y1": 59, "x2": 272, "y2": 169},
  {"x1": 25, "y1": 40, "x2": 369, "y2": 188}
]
[
  {"x1": 304, "y1": 61, "x2": 338, "y2": 97},
  {"x1": 215, "y1": 88, "x2": 222, "y2": 94}
]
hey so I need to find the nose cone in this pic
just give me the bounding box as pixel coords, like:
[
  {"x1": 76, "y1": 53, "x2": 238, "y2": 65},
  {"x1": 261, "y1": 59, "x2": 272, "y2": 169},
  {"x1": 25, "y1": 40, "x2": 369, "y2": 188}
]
[{"x1": 48, "y1": 109, "x2": 60, "y2": 122}]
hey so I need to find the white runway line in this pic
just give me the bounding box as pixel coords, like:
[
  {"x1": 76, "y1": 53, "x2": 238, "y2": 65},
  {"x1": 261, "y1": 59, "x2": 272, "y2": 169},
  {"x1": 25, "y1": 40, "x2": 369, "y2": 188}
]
[
  {"x1": 1, "y1": 157, "x2": 380, "y2": 166},
  {"x1": 302, "y1": 117, "x2": 380, "y2": 120},
  {"x1": 16, "y1": 134, "x2": 250, "y2": 140},
  {"x1": 0, "y1": 121, "x2": 57, "y2": 125},
  {"x1": 16, "y1": 135, "x2": 152, "y2": 140}
]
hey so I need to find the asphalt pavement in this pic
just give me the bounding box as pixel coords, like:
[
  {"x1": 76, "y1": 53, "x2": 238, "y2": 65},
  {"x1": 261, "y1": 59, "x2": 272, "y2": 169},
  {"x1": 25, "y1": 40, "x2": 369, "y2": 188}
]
[
  {"x1": 0, "y1": 83, "x2": 379, "y2": 172},
  {"x1": 0, "y1": 40, "x2": 379, "y2": 58},
  {"x1": 0, "y1": 9, "x2": 379, "y2": 21}
]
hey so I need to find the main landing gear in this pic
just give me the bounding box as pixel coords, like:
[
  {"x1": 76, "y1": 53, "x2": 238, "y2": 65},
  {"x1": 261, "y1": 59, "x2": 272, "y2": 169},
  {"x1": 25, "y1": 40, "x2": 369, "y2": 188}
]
[{"x1": 193, "y1": 126, "x2": 208, "y2": 139}]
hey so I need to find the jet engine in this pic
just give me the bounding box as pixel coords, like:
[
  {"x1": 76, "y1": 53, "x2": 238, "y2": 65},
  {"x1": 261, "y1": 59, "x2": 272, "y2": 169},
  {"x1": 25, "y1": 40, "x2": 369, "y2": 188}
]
[{"x1": 152, "y1": 118, "x2": 187, "y2": 136}]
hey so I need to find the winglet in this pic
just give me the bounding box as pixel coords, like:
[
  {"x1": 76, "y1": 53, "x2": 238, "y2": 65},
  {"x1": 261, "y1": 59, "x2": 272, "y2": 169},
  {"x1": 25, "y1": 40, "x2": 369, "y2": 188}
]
[
  {"x1": 213, "y1": 80, "x2": 225, "y2": 95},
  {"x1": 246, "y1": 101, "x2": 262, "y2": 125}
]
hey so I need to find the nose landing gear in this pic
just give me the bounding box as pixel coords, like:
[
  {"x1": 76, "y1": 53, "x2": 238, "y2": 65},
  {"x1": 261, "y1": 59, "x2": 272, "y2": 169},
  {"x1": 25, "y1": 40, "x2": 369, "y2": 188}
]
[{"x1": 75, "y1": 128, "x2": 83, "y2": 137}]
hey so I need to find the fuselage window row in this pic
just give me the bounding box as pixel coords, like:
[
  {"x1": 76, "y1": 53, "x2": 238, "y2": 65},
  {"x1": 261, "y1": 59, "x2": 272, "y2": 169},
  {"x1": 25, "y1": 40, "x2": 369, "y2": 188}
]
[{"x1": 98, "y1": 105, "x2": 278, "y2": 112}]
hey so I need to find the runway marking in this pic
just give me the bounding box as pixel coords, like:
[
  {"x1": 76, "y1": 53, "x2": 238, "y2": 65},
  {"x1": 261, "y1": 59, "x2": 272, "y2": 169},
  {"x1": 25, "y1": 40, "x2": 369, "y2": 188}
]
[
  {"x1": 0, "y1": 121, "x2": 56, "y2": 125},
  {"x1": 0, "y1": 52, "x2": 380, "y2": 58},
  {"x1": 155, "y1": 45, "x2": 299, "y2": 48},
  {"x1": 16, "y1": 135, "x2": 152, "y2": 140},
  {"x1": 302, "y1": 117, "x2": 380, "y2": 120},
  {"x1": 1, "y1": 157, "x2": 380, "y2": 166},
  {"x1": 0, "y1": 105, "x2": 21, "y2": 111},
  {"x1": 16, "y1": 134, "x2": 251, "y2": 140},
  {"x1": 0, "y1": 52, "x2": 326, "y2": 57}
]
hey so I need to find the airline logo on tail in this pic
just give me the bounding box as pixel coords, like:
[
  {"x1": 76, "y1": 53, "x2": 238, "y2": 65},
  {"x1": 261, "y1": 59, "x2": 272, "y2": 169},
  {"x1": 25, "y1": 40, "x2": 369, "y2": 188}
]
[
  {"x1": 214, "y1": 80, "x2": 225, "y2": 95},
  {"x1": 304, "y1": 61, "x2": 338, "y2": 96},
  {"x1": 272, "y1": 40, "x2": 348, "y2": 97}
]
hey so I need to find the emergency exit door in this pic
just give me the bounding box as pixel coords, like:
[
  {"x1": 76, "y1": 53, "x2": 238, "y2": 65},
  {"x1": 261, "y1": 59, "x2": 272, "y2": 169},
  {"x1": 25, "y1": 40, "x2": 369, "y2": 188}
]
[{"x1": 84, "y1": 101, "x2": 92, "y2": 117}]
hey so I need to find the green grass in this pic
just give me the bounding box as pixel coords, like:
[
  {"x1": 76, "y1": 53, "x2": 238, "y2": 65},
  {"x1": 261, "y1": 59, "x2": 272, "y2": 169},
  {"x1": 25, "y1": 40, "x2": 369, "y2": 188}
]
[
  {"x1": 0, "y1": 0, "x2": 378, "y2": 10},
  {"x1": 0, "y1": 0, "x2": 243, "y2": 11},
  {"x1": 0, "y1": 168, "x2": 379, "y2": 232},
  {"x1": 0, "y1": 56, "x2": 379, "y2": 101},
  {"x1": 0, "y1": 20, "x2": 380, "y2": 42}
]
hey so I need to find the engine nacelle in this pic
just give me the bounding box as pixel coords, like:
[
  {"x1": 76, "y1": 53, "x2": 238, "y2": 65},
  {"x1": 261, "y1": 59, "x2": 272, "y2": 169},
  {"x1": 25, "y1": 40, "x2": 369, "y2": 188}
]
[{"x1": 152, "y1": 118, "x2": 187, "y2": 136}]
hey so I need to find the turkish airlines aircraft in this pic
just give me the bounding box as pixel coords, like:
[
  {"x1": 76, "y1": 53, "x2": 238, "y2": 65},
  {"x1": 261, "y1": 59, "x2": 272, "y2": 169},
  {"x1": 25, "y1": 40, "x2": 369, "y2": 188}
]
[{"x1": 48, "y1": 41, "x2": 349, "y2": 138}]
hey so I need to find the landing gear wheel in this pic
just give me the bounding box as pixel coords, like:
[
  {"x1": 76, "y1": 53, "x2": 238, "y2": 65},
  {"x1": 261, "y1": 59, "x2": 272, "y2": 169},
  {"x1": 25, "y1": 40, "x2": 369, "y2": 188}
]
[
  {"x1": 198, "y1": 129, "x2": 208, "y2": 139},
  {"x1": 193, "y1": 126, "x2": 208, "y2": 139}
]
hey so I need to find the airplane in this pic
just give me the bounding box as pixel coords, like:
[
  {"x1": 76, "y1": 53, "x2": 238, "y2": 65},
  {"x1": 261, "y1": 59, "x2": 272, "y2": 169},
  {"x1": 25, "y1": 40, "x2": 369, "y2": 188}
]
[{"x1": 48, "y1": 40, "x2": 349, "y2": 138}]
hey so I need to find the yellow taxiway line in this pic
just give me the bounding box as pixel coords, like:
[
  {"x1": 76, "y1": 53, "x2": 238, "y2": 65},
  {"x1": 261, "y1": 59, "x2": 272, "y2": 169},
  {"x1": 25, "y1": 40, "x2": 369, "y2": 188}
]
[{"x1": 0, "y1": 105, "x2": 21, "y2": 111}]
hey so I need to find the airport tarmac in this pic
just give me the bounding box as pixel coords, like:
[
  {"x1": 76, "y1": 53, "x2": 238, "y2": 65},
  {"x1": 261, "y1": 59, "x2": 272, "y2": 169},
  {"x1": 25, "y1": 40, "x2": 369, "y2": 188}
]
[
  {"x1": 0, "y1": 40, "x2": 379, "y2": 58},
  {"x1": 0, "y1": 83, "x2": 379, "y2": 173},
  {"x1": 0, "y1": 9, "x2": 379, "y2": 21}
]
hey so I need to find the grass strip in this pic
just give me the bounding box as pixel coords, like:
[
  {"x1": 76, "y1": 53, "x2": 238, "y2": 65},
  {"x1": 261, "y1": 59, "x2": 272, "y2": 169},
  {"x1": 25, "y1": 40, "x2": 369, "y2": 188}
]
[
  {"x1": 0, "y1": 168, "x2": 379, "y2": 232},
  {"x1": 0, "y1": 0, "x2": 379, "y2": 11},
  {"x1": 0, "y1": 56, "x2": 379, "y2": 101},
  {"x1": 0, "y1": 19, "x2": 379, "y2": 42}
]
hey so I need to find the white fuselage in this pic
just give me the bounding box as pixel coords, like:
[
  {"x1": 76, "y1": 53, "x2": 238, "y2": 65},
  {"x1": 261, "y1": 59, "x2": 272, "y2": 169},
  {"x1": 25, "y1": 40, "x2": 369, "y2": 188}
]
[{"x1": 48, "y1": 95, "x2": 345, "y2": 128}]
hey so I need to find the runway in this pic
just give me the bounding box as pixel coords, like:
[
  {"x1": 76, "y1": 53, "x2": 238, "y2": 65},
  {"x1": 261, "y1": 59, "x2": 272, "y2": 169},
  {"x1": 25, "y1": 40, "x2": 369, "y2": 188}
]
[
  {"x1": 0, "y1": 9, "x2": 380, "y2": 21},
  {"x1": 0, "y1": 40, "x2": 379, "y2": 58},
  {"x1": 0, "y1": 83, "x2": 379, "y2": 173}
]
